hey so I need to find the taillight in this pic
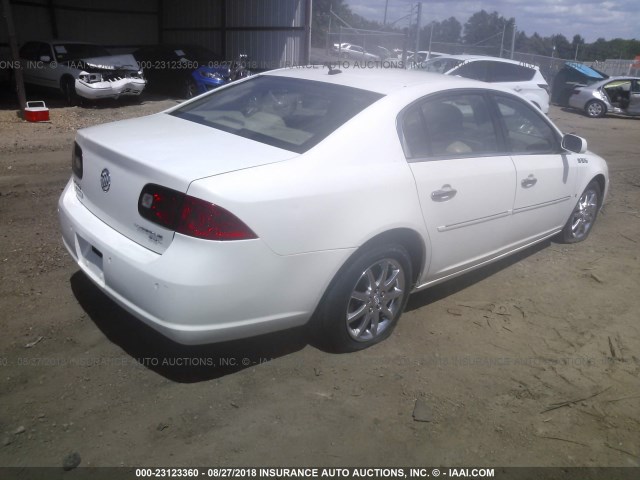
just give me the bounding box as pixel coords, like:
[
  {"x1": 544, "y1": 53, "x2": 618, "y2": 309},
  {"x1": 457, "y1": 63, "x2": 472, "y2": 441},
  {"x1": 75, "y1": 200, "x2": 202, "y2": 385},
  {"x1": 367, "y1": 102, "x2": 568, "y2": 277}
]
[
  {"x1": 138, "y1": 184, "x2": 257, "y2": 241},
  {"x1": 71, "y1": 142, "x2": 83, "y2": 179}
]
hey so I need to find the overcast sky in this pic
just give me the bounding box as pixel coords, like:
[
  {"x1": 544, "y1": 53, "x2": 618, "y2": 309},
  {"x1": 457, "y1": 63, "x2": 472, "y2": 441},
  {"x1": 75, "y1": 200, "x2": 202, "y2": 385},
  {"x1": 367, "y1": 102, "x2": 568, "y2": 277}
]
[{"x1": 345, "y1": 0, "x2": 639, "y2": 43}]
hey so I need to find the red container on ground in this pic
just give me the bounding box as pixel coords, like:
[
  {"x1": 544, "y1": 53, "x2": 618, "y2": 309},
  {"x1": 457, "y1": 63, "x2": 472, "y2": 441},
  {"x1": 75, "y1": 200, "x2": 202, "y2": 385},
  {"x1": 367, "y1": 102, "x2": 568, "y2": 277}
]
[{"x1": 24, "y1": 101, "x2": 50, "y2": 122}]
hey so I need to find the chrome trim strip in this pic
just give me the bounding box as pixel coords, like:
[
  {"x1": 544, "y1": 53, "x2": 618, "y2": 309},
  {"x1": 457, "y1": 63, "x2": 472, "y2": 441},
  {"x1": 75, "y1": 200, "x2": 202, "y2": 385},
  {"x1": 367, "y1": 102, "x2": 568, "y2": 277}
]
[
  {"x1": 513, "y1": 196, "x2": 572, "y2": 214},
  {"x1": 437, "y1": 210, "x2": 511, "y2": 232}
]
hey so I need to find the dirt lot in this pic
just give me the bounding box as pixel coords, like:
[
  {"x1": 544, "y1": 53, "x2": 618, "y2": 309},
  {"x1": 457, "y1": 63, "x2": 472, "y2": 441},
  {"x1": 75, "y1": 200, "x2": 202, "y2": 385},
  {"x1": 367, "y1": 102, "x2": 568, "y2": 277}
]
[{"x1": 0, "y1": 92, "x2": 639, "y2": 469}]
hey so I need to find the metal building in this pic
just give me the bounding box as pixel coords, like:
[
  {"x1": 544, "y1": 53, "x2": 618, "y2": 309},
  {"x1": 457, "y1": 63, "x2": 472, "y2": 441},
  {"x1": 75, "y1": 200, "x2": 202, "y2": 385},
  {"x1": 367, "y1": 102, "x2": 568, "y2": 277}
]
[{"x1": 0, "y1": 0, "x2": 311, "y2": 73}]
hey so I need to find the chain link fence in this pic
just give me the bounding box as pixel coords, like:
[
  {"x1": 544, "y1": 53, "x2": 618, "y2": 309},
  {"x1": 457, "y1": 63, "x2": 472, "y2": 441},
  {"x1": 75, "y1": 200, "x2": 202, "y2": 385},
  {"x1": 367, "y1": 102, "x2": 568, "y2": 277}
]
[
  {"x1": 323, "y1": 28, "x2": 640, "y2": 104},
  {"x1": 590, "y1": 59, "x2": 640, "y2": 77}
]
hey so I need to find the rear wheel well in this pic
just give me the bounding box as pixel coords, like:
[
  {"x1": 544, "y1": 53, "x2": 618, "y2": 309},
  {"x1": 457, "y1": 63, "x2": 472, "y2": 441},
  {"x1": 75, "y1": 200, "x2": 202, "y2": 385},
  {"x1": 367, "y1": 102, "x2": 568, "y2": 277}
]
[
  {"x1": 311, "y1": 229, "x2": 425, "y2": 351},
  {"x1": 356, "y1": 229, "x2": 425, "y2": 286}
]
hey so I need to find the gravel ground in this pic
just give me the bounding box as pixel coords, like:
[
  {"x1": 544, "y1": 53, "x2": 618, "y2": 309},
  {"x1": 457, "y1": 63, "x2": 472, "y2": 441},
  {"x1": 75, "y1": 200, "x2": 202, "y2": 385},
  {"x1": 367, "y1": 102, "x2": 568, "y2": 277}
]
[{"x1": 0, "y1": 91, "x2": 639, "y2": 469}]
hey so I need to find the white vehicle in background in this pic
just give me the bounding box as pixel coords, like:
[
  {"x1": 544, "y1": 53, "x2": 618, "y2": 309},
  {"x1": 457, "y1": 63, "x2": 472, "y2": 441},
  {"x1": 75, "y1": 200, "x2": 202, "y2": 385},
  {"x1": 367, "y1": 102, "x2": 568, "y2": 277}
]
[
  {"x1": 419, "y1": 55, "x2": 550, "y2": 113},
  {"x1": 19, "y1": 41, "x2": 146, "y2": 104}
]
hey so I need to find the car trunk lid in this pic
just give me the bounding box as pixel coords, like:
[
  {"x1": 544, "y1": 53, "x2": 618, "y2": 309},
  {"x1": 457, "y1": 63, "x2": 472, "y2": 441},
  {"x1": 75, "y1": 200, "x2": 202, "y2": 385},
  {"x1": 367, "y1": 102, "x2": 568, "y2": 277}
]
[{"x1": 73, "y1": 112, "x2": 296, "y2": 253}]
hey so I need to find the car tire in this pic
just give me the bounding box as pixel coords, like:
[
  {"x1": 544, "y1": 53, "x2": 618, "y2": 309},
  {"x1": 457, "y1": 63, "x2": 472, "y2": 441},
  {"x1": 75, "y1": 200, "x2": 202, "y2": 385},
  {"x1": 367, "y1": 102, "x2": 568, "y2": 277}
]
[
  {"x1": 317, "y1": 244, "x2": 412, "y2": 353},
  {"x1": 557, "y1": 180, "x2": 601, "y2": 244},
  {"x1": 585, "y1": 100, "x2": 606, "y2": 118},
  {"x1": 183, "y1": 78, "x2": 199, "y2": 99},
  {"x1": 62, "y1": 77, "x2": 79, "y2": 106}
]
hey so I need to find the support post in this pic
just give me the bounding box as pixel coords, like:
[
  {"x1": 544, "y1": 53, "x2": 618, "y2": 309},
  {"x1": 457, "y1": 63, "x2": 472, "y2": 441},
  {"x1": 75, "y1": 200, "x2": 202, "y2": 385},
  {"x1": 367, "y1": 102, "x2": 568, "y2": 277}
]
[
  {"x1": 2, "y1": 0, "x2": 27, "y2": 111},
  {"x1": 510, "y1": 21, "x2": 516, "y2": 60},
  {"x1": 414, "y1": 2, "x2": 421, "y2": 60}
]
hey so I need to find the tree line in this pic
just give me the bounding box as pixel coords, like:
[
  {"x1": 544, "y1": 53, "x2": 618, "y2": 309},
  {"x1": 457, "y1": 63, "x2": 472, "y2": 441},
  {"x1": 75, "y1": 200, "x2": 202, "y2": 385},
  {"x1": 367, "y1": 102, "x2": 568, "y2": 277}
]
[{"x1": 312, "y1": 1, "x2": 640, "y2": 62}]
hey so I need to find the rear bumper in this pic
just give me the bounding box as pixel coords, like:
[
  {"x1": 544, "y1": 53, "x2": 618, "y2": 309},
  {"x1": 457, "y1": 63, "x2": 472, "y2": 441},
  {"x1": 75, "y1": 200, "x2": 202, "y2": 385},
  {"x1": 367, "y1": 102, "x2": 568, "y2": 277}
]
[
  {"x1": 58, "y1": 179, "x2": 349, "y2": 344},
  {"x1": 75, "y1": 77, "x2": 146, "y2": 100}
]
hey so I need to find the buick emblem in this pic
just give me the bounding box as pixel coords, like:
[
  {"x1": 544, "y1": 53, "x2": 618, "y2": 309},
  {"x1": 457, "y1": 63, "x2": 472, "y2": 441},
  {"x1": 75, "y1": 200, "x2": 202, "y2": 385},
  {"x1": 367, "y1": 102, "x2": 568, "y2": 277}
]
[{"x1": 100, "y1": 168, "x2": 111, "y2": 192}]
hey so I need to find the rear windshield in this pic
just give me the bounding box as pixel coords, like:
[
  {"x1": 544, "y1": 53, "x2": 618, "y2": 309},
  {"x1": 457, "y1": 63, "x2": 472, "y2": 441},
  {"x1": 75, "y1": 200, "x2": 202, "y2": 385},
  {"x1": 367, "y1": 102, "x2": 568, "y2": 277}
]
[{"x1": 170, "y1": 75, "x2": 384, "y2": 153}]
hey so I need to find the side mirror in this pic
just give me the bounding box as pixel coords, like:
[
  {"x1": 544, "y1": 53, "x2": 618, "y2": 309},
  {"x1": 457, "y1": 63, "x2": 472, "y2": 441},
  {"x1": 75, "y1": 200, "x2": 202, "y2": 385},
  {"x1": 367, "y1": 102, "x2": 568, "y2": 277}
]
[
  {"x1": 562, "y1": 133, "x2": 587, "y2": 153},
  {"x1": 39, "y1": 55, "x2": 51, "y2": 62}
]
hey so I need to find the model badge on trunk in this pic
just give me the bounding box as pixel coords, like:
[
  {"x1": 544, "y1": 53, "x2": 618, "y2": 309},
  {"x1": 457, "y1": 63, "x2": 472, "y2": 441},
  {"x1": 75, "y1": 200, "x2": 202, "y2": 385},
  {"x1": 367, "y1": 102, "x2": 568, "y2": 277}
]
[{"x1": 100, "y1": 168, "x2": 111, "y2": 192}]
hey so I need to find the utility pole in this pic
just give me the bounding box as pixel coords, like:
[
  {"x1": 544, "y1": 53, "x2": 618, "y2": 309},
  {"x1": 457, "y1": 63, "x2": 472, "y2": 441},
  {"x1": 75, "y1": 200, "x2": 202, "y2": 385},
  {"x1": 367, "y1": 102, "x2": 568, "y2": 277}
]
[
  {"x1": 414, "y1": 2, "x2": 422, "y2": 59},
  {"x1": 510, "y1": 21, "x2": 516, "y2": 60},
  {"x1": 2, "y1": 0, "x2": 27, "y2": 111},
  {"x1": 500, "y1": 23, "x2": 506, "y2": 58},
  {"x1": 326, "y1": 7, "x2": 332, "y2": 56},
  {"x1": 383, "y1": 0, "x2": 389, "y2": 26}
]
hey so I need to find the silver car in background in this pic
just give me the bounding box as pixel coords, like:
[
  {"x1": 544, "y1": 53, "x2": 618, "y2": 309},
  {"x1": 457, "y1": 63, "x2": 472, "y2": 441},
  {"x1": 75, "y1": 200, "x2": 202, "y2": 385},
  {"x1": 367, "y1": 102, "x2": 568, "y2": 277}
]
[
  {"x1": 334, "y1": 44, "x2": 380, "y2": 62},
  {"x1": 568, "y1": 76, "x2": 640, "y2": 118}
]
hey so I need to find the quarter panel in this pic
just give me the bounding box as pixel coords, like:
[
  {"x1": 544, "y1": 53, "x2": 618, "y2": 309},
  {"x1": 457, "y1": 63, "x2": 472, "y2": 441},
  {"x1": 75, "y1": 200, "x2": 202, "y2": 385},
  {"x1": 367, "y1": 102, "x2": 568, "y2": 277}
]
[{"x1": 186, "y1": 103, "x2": 429, "y2": 258}]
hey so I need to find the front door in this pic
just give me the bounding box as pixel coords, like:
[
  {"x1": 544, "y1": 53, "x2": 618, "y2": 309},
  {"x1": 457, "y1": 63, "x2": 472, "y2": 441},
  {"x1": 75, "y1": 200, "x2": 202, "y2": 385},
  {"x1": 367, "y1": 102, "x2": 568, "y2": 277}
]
[{"x1": 492, "y1": 93, "x2": 577, "y2": 246}]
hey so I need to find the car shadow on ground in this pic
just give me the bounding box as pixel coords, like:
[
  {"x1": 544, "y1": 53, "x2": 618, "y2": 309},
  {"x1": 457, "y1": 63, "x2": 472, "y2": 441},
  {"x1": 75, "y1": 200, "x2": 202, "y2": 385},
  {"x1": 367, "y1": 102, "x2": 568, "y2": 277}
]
[
  {"x1": 69, "y1": 271, "x2": 310, "y2": 383},
  {"x1": 70, "y1": 239, "x2": 552, "y2": 382},
  {"x1": 559, "y1": 106, "x2": 640, "y2": 120},
  {"x1": 406, "y1": 239, "x2": 550, "y2": 311}
]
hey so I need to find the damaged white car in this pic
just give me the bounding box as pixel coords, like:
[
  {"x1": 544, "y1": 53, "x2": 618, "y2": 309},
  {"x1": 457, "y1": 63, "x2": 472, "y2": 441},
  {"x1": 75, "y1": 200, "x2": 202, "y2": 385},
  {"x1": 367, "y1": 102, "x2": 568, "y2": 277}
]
[{"x1": 19, "y1": 41, "x2": 146, "y2": 104}]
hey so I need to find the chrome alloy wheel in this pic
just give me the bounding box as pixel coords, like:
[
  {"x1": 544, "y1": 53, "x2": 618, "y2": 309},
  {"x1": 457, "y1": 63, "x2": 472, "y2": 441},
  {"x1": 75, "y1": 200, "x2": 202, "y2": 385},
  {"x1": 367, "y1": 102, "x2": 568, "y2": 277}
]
[
  {"x1": 346, "y1": 258, "x2": 406, "y2": 342},
  {"x1": 569, "y1": 187, "x2": 598, "y2": 240},
  {"x1": 586, "y1": 100, "x2": 605, "y2": 118}
]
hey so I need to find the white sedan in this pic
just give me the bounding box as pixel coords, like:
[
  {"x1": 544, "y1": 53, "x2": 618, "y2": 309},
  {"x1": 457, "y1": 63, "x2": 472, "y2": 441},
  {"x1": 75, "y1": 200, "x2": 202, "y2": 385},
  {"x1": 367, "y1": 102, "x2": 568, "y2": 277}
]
[
  {"x1": 58, "y1": 67, "x2": 609, "y2": 352},
  {"x1": 19, "y1": 41, "x2": 146, "y2": 104}
]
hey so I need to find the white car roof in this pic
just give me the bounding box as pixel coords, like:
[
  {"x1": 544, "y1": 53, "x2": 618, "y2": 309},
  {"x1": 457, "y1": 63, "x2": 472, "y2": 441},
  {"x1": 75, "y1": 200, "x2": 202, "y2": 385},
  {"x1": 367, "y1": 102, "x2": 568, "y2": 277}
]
[
  {"x1": 435, "y1": 54, "x2": 540, "y2": 69},
  {"x1": 264, "y1": 66, "x2": 515, "y2": 97}
]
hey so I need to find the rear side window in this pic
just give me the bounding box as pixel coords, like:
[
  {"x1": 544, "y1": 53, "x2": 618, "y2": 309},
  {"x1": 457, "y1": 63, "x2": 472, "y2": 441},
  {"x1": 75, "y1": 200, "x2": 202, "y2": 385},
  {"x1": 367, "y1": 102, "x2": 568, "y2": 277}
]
[
  {"x1": 171, "y1": 75, "x2": 383, "y2": 153},
  {"x1": 488, "y1": 62, "x2": 536, "y2": 82},
  {"x1": 454, "y1": 61, "x2": 490, "y2": 81},
  {"x1": 401, "y1": 93, "x2": 500, "y2": 159}
]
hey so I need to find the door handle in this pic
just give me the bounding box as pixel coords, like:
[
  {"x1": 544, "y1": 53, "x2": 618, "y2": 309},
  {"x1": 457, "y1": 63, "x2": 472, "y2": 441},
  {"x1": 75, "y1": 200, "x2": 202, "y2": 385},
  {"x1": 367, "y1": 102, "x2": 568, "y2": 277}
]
[
  {"x1": 431, "y1": 184, "x2": 457, "y2": 202},
  {"x1": 521, "y1": 174, "x2": 537, "y2": 188}
]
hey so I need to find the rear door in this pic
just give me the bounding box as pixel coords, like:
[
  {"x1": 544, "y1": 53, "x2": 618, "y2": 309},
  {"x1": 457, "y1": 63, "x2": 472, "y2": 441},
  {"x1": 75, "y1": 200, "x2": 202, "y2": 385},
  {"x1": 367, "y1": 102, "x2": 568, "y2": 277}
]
[
  {"x1": 401, "y1": 91, "x2": 516, "y2": 282},
  {"x1": 492, "y1": 93, "x2": 577, "y2": 246}
]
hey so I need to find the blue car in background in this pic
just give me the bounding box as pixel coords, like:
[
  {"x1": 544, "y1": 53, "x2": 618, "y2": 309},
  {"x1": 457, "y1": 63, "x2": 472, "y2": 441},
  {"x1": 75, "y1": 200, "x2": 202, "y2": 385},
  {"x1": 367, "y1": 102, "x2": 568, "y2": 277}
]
[{"x1": 133, "y1": 45, "x2": 250, "y2": 98}]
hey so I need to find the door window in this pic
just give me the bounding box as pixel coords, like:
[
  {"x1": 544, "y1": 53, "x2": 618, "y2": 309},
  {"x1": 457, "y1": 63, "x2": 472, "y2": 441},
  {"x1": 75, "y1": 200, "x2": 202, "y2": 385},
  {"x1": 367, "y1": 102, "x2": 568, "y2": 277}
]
[
  {"x1": 454, "y1": 61, "x2": 490, "y2": 81},
  {"x1": 19, "y1": 42, "x2": 40, "y2": 61},
  {"x1": 489, "y1": 62, "x2": 535, "y2": 82},
  {"x1": 493, "y1": 95, "x2": 560, "y2": 154},
  {"x1": 37, "y1": 43, "x2": 53, "y2": 62}
]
